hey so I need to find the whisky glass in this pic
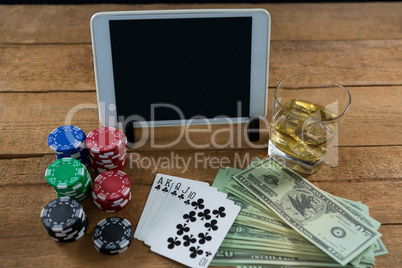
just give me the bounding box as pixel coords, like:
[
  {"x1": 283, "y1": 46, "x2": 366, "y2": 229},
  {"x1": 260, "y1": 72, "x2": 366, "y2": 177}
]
[{"x1": 268, "y1": 73, "x2": 351, "y2": 174}]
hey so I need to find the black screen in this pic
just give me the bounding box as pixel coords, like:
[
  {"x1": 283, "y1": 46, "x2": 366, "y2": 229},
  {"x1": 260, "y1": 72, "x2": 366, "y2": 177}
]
[{"x1": 109, "y1": 17, "x2": 252, "y2": 122}]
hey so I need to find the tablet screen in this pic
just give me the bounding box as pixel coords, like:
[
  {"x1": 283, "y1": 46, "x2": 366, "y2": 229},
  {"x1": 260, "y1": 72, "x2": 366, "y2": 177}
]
[{"x1": 109, "y1": 17, "x2": 252, "y2": 122}]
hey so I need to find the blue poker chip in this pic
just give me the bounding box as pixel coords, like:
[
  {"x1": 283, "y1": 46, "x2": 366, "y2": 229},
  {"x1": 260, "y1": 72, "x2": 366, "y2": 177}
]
[
  {"x1": 55, "y1": 148, "x2": 90, "y2": 164},
  {"x1": 55, "y1": 146, "x2": 85, "y2": 157},
  {"x1": 56, "y1": 151, "x2": 86, "y2": 159},
  {"x1": 48, "y1": 125, "x2": 86, "y2": 153}
]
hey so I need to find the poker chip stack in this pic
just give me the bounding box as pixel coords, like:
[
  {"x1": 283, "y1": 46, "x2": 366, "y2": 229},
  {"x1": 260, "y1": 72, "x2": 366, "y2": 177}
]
[
  {"x1": 92, "y1": 170, "x2": 131, "y2": 212},
  {"x1": 47, "y1": 125, "x2": 89, "y2": 166},
  {"x1": 41, "y1": 197, "x2": 88, "y2": 242},
  {"x1": 86, "y1": 127, "x2": 127, "y2": 175},
  {"x1": 93, "y1": 217, "x2": 133, "y2": 255},
  {"x1": 45, "y1": 158, "x2": 93, "y2": 202}
]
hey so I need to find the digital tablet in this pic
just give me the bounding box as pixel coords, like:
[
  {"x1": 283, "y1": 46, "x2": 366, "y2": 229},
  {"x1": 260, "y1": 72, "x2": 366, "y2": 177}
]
[{"x1": 91, "y1": 9, "x2": 270, "y2": 128}]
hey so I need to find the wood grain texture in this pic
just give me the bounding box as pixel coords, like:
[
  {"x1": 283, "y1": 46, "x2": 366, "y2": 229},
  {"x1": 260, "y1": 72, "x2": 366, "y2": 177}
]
[
  {"x1": 0, "y1": 3, "x2": 401, "y2": 267},
  {"x1": 0, "y1": 85, "x2": 401, "y2": 155},
  {"x1": 1, "y1": 40, "x2": 402, "y2": 92},
  {"x1": 0, "y1": 155, "x2": 400, "y2": 267},
  {"x1": 2, "y1": 225, "x2": 398, "y2": 267},
  {"x1": 1, "y1": 152, "x2": 401, "y2": 225},
  {"x1": 1, "y1": 3, "x2": 402, "y2": 44},
  {"x1": 0, "y1": 45, "x2": 95, "y2": 92},
  {"x1": 2, "y1": 148, "x2": 401, "y2": 185}
]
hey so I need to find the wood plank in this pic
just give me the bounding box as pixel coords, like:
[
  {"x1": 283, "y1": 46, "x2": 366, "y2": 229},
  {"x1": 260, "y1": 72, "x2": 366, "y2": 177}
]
[
  {"x1": 1, "y1": 40, "x2": 401, "y2": 92},
  {"x1": 1, "y1": 151, "x2": 401, "y2": 224},
  {"x1": 0, "y1": 166, "x2": 399, "y2": 267},
  {"x1": 0, "y1": 45, "x2": 95, "y2": 92},
  {"x1": 269, "y1": 40, "x2": 402, "y2": 87},
  {"x1": 2, "y1": 147, "x2": 401, "y2": 186},
  {"x1": 314, "y1": 180, "x2": 402, "y2": 224},
  {"x1": 1, "y1": 223, "x2": 397, "y2": 267},
  {"x1": 0, "y1": 85, "x2": 401, "y2": 154},
  {"x1": 1, "y1": 3, "x2": 402, "y2": 44},
  {"x1": 1, "y1": 3, "x2": 400, "y2": 268},
  {"x1": 367, "y1": 225, "x2": 401, "y2": 268}
]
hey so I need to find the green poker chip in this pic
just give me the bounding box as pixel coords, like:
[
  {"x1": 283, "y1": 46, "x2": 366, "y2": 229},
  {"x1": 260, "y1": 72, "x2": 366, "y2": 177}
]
[
  {"x1": 56, "y1": 169, "x2": 91, "y2": 194},
  {"x1": 58, "y1": 170, "x2": 92, "y2": 201},
  {"x1": 45, "y1": 158, "x2": 86, "y2": 190},
  {"x1": 57, "y1": 184, "x2": 92, "y2": 202},
  {"x1": 45, "y1": 158, "x2": 93, "y2": 202}
]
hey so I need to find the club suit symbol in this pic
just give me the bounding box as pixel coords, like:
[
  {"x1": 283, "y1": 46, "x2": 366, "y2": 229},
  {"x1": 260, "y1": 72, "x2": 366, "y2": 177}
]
[
  {"x1": 204, "y1": 219, "x2": 218, "y2": 231},
  {"x1": 183, "y1": 234, "x2": 197, "y2": 247},
  {"x1": 167, "y1": 237, "x2": 181, "y2": 249},
  {"x1": 176, "y1": 223, "x2": 190, "y2": 235},
  {"x1": 198, "y1": 209, "x2": 211, "y2": 220},
  {"x1": 189, "y1": 246, "x2": 203, "y2": 258},
  {"x1": 213, "y1": 207, "x2": 226, "y2": 218},
  {"x1": 183, "y1": 211, "x2": 197, "y2": 223},
  {"x1": 191, "y1": 198, "x2": 205, "y2": 210},
  {"x1": 198, "y1": 232, "x2": 212, "y2": 244}
]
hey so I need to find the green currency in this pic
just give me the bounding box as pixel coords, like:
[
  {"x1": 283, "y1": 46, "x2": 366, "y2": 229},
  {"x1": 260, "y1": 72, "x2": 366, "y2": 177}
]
[
  {"x1": 231, "y1": 158, "x2": 382, "y2": 266},
  {"x1": 211, "y1": 251, "x2": 366, "y2": 267},
  {"x1": 211, "y1": 158, "x2": 387, "y2": 267}
]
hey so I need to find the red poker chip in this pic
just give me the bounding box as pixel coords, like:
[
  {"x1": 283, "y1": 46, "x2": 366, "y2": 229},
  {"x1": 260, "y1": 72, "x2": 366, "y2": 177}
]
[
  {"x1": 92, "y1": 192, "x2": 131, "y2": 212},
  {"x1": 91, "y1": 166, "x2": 107, "y2": 175},
  {"x1": 90, "y1": 159, "x2": 125, "y2": 171},
  {"x1": 90, "y1": 158, "x2": 120, "y2": 169},
  {"x1": 86, "y1": 127, "x2": 127, "y2": 154},
  {"x1": 92, "y1": 190, "x2": 130, "y2": 205},
  {"x1": 90, "y1": 157, "x2": 125, "y2": 167},
  {"x1": 90, "y1": 162, "x2": 126, "y2": 175},
  {"x1": 90, "y1": 152, "x2": 126, "y2": 165},
  {"x1": 89, "y1": 145, "x2": 126, "y2": 160},
  {"x1": 93, "y1": 192, "x2": 131, "y2": 209},
  {"x1": 93, "y1": 170, "x2": 131, "y2": 202},
  {"x1": 90, "y1": 159, "x2": 126, "y2": 175},
  {"x1": 93, "y1": 200, "x2": 129, "y2": 212}
]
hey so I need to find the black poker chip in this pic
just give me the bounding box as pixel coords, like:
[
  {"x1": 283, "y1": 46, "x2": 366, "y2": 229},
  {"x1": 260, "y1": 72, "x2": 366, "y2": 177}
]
[
  {"x1": 48, "y1": 218, "x2": 89, "y2": 242},
  {"x1": 40, "y1": 197, "x2": 88, "y2": 242},
  {"x1": 45, "y1": 215, "x2": 88, "y2": 238},
  {"x1": 92, "y1": 217, "x2": 133, "y2": 255},
  {"x1": 95, "y1": 243, "x2": 131, "y2": 255}
]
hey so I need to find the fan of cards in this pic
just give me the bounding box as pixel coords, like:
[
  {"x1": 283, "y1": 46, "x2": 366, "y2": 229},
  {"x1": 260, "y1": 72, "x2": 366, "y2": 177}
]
[{"x1": 134, "y1": 174, "x2": 241, "y2": 268}]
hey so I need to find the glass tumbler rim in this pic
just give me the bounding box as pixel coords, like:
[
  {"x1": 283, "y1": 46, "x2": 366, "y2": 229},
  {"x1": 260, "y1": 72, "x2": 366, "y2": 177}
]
[{"x1": 274, "y1": 72, "x2": 352, "y2": 123}]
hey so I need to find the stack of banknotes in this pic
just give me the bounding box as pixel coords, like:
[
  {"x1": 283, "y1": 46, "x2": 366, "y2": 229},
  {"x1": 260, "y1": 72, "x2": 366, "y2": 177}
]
[{"x1": 211, "y1": 158, "x2": 388, "y2": 267}]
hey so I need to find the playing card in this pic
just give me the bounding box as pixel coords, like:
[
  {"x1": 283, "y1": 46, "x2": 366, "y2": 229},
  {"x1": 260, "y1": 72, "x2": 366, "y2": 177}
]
[
  {"x1": 135, "y1": 174, "x2": 208, "y2": 240},
  {"x1": 144, "y1": 183, "x2": 224, "y2": 246},
  {"x1": 150, "y1": 187, "x2": 241, "y2": 267},
  {"x1": 142, "y1": 176, "x2": 210, "y2": 244},
  {"x1": 134, "y1": 173, "x2": 165, "y2": 239}
]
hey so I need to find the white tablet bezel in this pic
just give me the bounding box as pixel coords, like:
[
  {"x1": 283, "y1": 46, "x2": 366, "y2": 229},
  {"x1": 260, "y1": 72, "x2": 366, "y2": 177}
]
[{"x1": 91, "y1": 9, "x2": 270, "y2": 128}]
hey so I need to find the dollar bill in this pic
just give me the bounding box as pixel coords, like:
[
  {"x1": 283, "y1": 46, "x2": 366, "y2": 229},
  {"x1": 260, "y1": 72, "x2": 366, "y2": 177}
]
[
  {"x1": 227, "y1": 179, "x2": 280, "y2": 218},
  {"x1": 372, "y1": 238, "x2": 388, "y2": 256},
  {"x1": 331, "y1": 192, "x2": 387, "y2": 261},
  {"x1": 231, "y1": 158, "x2": 382, "y2": 266},
  {"x1": 218, "y1": 243, "x2": 331, "y2": 262},
  {"x1": 213, "y1": 168, "x2": 305, "y2": 239},
  {"x1": 225, "y1": 223, "x2": 315, "y2": 251},
  {"x1": 211, "y1": 250, "x2": 367, "y2": 267},
  {"x1": 237, "y1": 266, "x2": 285, "y2": 268}
]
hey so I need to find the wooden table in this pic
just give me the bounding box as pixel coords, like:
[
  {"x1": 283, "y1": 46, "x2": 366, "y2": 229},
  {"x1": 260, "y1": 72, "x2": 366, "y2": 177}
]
[{"x1": 1, "y1": 3, "x2": 401, "y2": 267}]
